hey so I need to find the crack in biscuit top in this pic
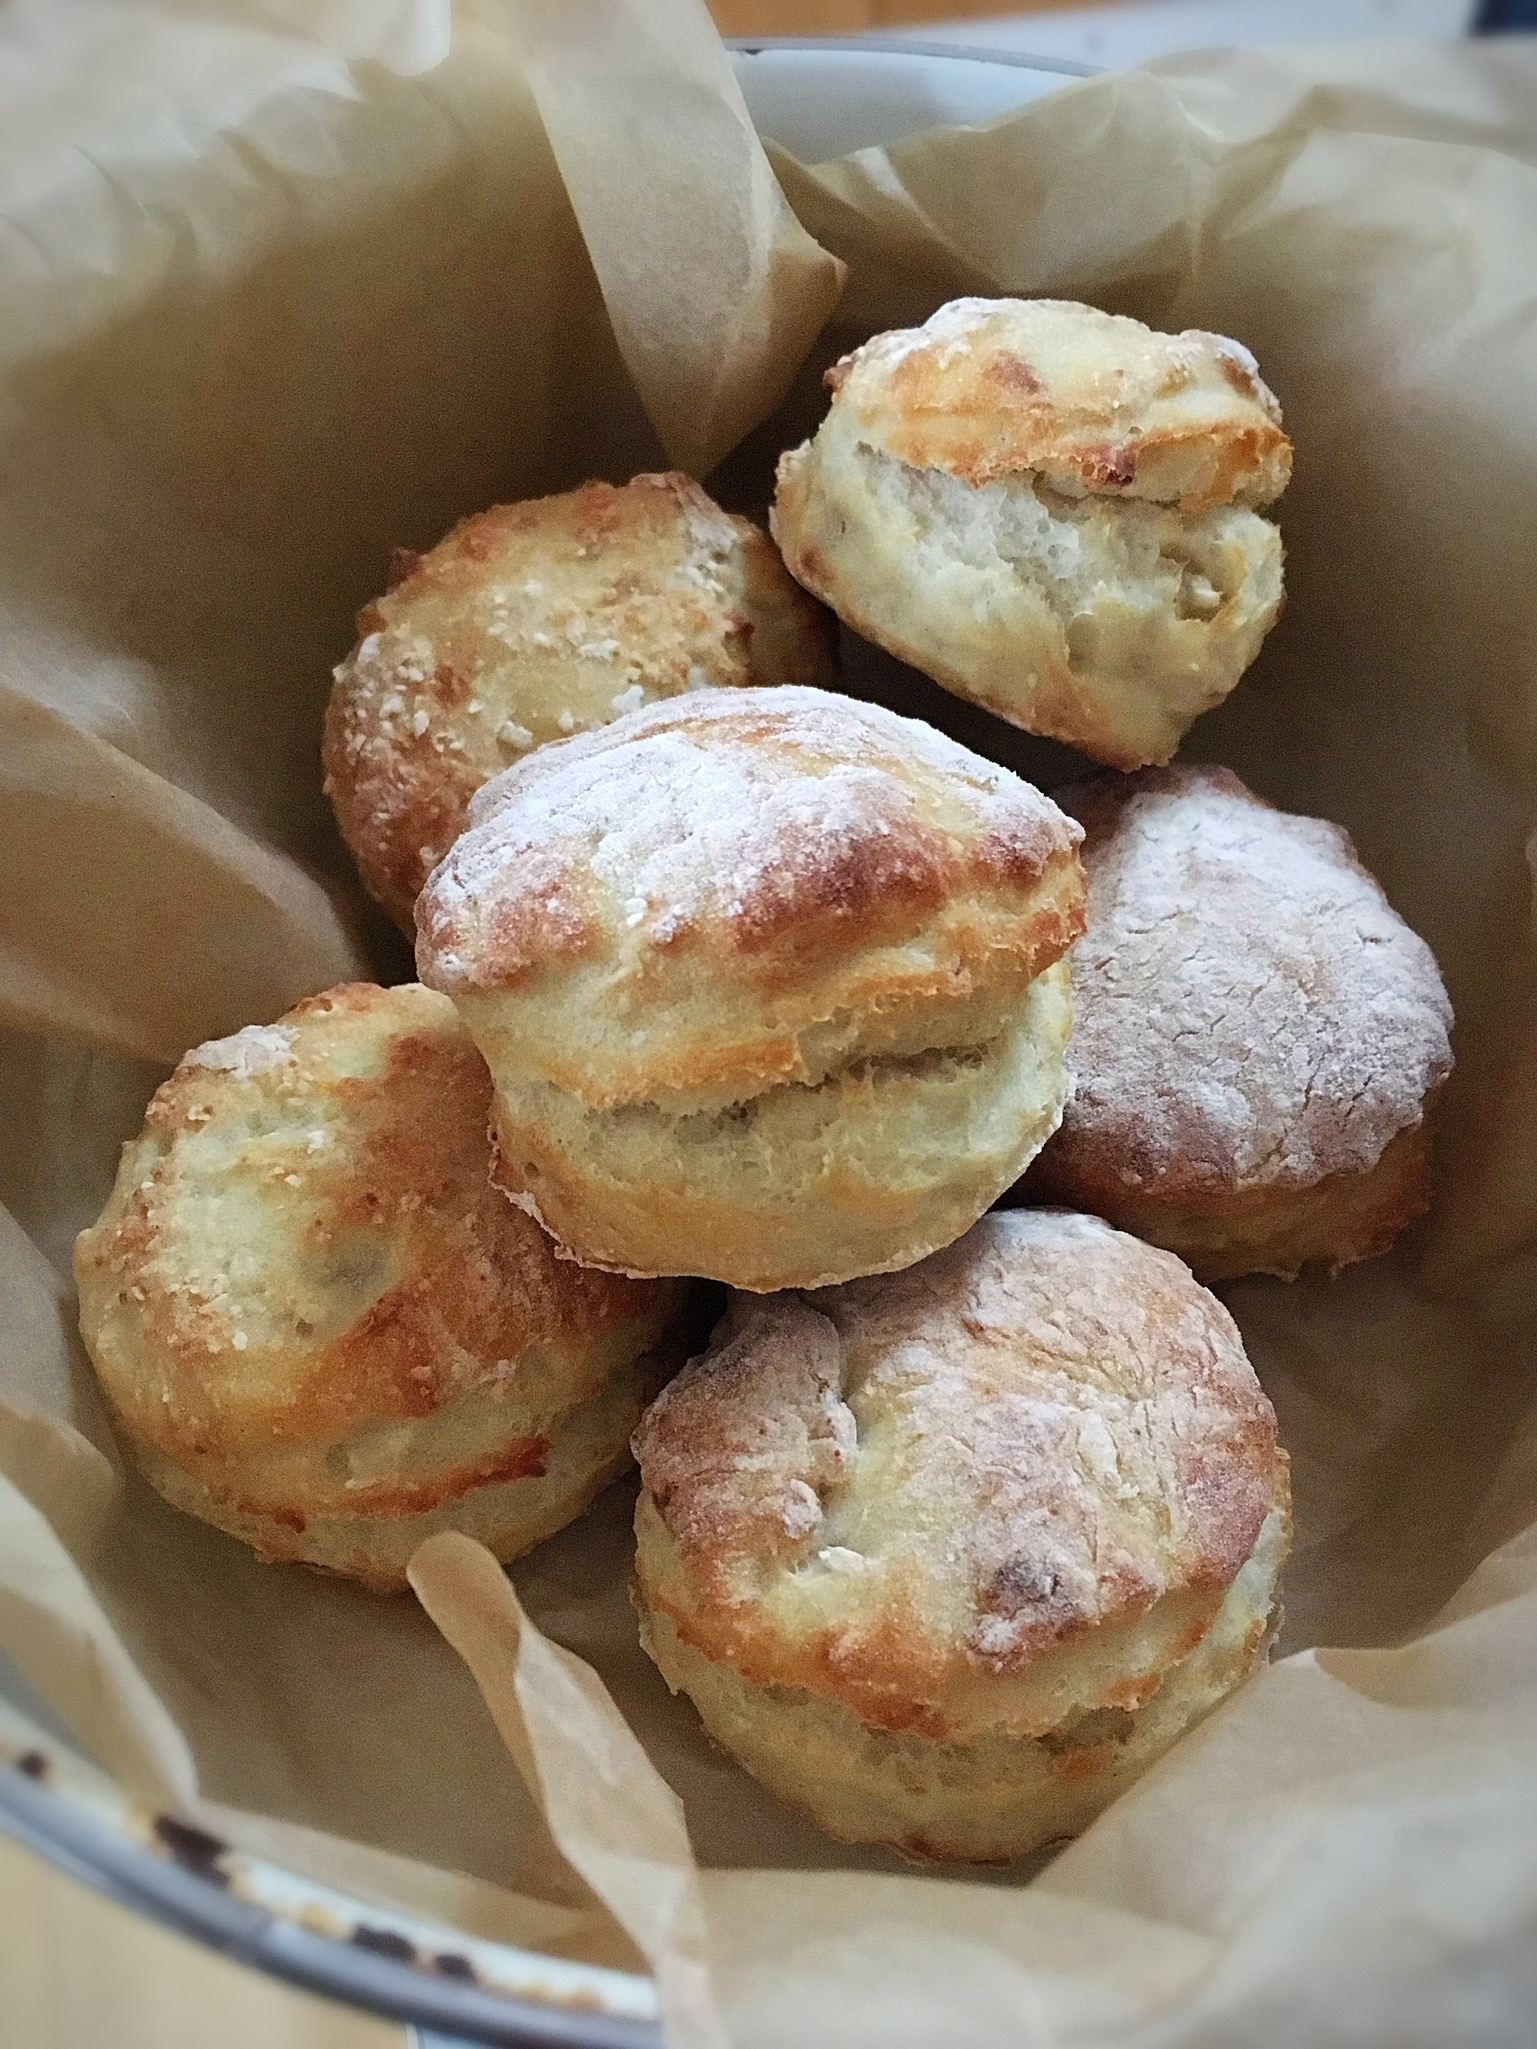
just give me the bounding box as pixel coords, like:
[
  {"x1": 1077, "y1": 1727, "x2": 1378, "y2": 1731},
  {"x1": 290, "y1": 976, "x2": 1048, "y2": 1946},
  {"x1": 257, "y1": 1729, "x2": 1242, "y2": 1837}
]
[
  {"x1": 415, "y1": 688, "x2": 1083, "y2": 1106},
  {"x1": 635, "y1": 1210, "x2": 1286, "y2": 1728}
]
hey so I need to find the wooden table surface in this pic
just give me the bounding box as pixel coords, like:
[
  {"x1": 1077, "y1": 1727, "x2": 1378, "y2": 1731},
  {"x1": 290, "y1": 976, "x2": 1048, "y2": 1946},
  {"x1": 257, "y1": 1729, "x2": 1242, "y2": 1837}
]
[{"x1": 1, "y1": 1829, "x2": 405, "y2": 2049}]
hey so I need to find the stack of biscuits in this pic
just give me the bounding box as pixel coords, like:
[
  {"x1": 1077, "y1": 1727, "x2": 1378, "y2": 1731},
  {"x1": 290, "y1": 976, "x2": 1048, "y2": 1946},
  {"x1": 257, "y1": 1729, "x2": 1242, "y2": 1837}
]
[{"x1": 76, "y1": 301, "x2": 1453, "y2": 1864}]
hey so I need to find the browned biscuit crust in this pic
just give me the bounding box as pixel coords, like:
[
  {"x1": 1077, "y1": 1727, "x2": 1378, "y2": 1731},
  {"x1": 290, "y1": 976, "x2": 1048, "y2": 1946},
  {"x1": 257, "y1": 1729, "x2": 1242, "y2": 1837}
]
[
  {"x1": 415, "y1": 684, "x2": 1084, "y2": 1111},
  {"x1": 773, "y1": 299, "x2": 1290, "y2": 771},
  {"x1": 1040, "y1": 1122, "x2": 1433, "y2": 1286},
  {"x1": 1025, "y1": 766, "x2": 1454, "y2": 1279},
  {"x1": 74, "y1": 982, "x2": 685, "y2": 1587},
  {"x1": 323, "y1": 473, "x2": 837, "y2": 930},
  {"x1": 820, "y1": 297, "x2": 1290, "y2": 511}
]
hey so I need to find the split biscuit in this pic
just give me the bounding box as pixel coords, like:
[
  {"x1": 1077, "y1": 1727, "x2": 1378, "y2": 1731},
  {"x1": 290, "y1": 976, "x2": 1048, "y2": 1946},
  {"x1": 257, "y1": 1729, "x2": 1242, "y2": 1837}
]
[
  {"x1": 415, "y1": 685, "x2": 1085, "y2": 1290},
  {"x1": 74, "y1": 982, "x2": 686, "y2": 1590},
  {"x1": 773, "y1": 298, "x2": 1289, "y2": 769},
  {"x1": 633, "y1": 1208, "x2": 1291, "y2": 1861}
]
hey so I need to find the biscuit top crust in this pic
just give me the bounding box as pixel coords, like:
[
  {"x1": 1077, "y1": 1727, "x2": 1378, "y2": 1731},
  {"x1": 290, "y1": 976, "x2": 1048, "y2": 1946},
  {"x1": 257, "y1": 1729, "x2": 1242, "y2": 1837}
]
[
  {"x1": 633, "y1": 1209, "x2": 1287, "y2": 1735},
  {"x1": 74, "y1": 983, "x2": 673, "y2": 1497},
  {"x1": 1051, "y1": 765, "x2": 1455, "y2": 1197},
  {"x1": 323, "y1": 472, "x2": 836, "y2": 928},
  {"x1": 823, "y1": 298, "x2": 1292, "y2": 512},
  {"x1": 415, "y1": 687, "x2": 1085, "y2": 1108}
]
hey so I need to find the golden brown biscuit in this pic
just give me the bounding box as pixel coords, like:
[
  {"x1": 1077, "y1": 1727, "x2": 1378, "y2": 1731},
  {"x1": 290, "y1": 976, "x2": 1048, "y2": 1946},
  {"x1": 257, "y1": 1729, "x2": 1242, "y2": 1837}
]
[
  {"x1": 773, "y1": 298, "x2": 1290, "y2": 769},
  {"x1": 633, "y1": 1208, "x2": 1291, "y2": 1862},
  {"x1": 1026, "y1": 766, "x2": 1455, "y2": 1280},
  {"x1": 416, "y1": 685, "x2": 1085, "y2": 1290},
  {"x1": 324, "y1": 473, "x2": 837, "y2": 929},
  {"x1": 74, "y1": 982, "x2": 686, "y2": 1590}
]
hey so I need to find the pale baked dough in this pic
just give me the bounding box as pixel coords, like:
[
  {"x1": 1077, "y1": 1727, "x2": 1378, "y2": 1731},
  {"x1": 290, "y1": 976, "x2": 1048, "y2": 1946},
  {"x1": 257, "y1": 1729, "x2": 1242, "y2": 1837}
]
[
  {"x1": 1026, "y1": 766, "x2": 1455, "y2": 1279},
  {"x1": 633, "y1": 1209, "x2": 1291, "y2": 1861},
  {"x1": 773, "y1": 298, "x2": 1290, "y2": 769},
  {"x1": 416, "y1": 685, "x2": 1086, "y2": 1289},
  {"x1": 74, "y1": 982, "x2": 686, "y2": 1589},
  {"x1": 324, "y1": 473, "x2": 837, "y2": 930},
  {"x1": 487, "y1": 963, "x2": 1071, "y2": 1294}
]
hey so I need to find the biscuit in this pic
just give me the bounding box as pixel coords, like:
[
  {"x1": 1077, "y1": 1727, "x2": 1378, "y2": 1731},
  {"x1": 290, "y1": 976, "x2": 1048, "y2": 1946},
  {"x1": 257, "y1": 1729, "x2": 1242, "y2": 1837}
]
[
  {"x1": 416, "y1": 685, "x2": 1085, "y2": 1290},
  {"x1": 74, "y1": 982, "x2": 686, "y2": 1590},
  {"x1": 773, "y1": 298, "x2": 1290, "y2": 769},
  {"x1": 1026, "y1": 766, "x2": 1455, "y2": 1280},
  {"x1": 632, "y1": 1208, "x2": 1291, "y2": 1862},
  {"x1": 324, "y1": 473, "x2": 838, "y2": 930}
]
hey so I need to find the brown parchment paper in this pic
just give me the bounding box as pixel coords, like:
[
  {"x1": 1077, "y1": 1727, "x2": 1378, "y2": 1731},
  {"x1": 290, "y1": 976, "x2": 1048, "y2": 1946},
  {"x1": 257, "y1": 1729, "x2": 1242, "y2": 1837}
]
[
  {"x1": 2, "y1": 6, "x2": 1536, "y2": 2043},
  {"x1": 476, "y1": 0, "x2": 845, "y2": 478}
]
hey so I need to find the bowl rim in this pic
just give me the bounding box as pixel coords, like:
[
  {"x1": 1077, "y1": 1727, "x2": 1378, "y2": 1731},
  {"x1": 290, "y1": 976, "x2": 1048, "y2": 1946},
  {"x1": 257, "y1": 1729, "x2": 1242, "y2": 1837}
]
[
  {"x1": 727, "y1": 32, "x2": 1095, "y2": 78},
  {"x1": 0, "y1": 1720, "x2": 660, "y2": 2048}
]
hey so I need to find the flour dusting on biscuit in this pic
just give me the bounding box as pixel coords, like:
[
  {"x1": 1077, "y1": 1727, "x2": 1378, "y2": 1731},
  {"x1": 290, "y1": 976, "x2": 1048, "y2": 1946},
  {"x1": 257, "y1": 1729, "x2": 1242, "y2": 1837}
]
[
  {"x1": 416, "y1": 685, "x2": 1086, "y2": 1290},
  {"x1": 1027, "y1": 765, "x2": 1454, "y2": 1279}
]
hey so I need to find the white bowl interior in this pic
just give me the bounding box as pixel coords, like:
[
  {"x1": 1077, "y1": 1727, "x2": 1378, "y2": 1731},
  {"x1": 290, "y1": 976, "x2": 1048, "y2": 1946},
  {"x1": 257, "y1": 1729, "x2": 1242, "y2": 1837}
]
[{"x1": 730, "y1": 39, "x2": 1086, "y2": 160}]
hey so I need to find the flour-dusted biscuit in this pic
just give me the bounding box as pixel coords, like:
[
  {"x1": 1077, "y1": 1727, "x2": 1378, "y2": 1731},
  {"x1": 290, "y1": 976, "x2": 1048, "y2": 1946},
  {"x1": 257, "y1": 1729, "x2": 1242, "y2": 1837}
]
[
  {"x1": 325, "y1": 473, "x2": 837, "y2": 929},
  {"x1": 1027, "y1": 766, "x2": 1455, "y2": 1279},
  {"x1": 415, "y1": 686, "x2": 1085, "y2": 1290},
  {"x1": 632, "y1": 1209, "x2": 1291, "y2": 1861},
  {"x1": 74, "y1": 983, "x2": 686, "y2": 1589},
  {"x1": 773, "y1": 298, "x2": 1290, "y2": 769}
]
